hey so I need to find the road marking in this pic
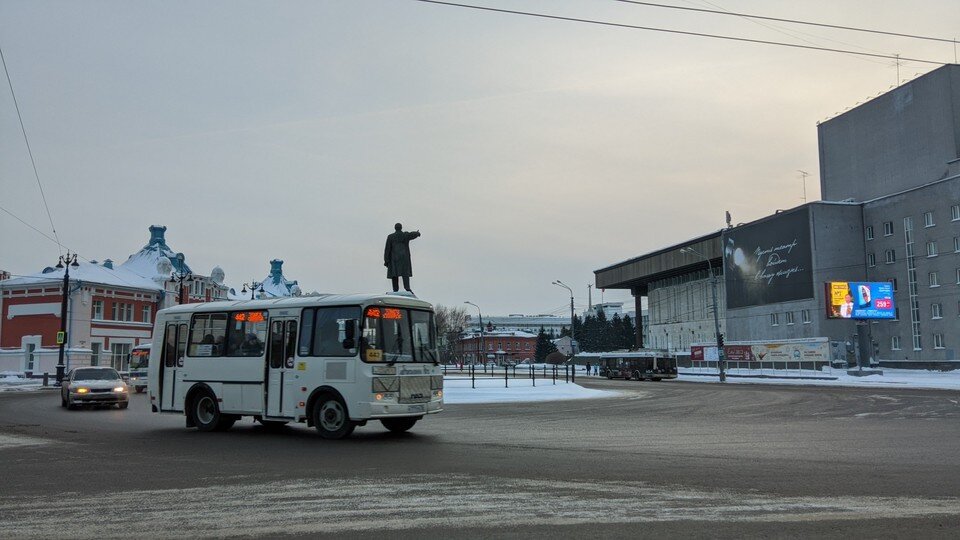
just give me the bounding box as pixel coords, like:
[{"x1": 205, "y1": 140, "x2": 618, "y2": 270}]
[{"x1": 1, "y1": 474, "x2": 959, "y2": 537}]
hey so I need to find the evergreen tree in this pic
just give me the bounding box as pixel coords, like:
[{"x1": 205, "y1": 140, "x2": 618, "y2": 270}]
[
  {"x1": 610, "y1": 313, "x2": 623, "y2": 351},
  {"x1": 534, "y1": 327, "x2": 558, "y2": 363},
  {"x1": 621, "y1": 314, "x2": 637, "y2": 349}
]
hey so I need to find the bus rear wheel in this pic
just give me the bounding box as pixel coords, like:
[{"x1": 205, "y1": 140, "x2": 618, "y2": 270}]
[
  {"x1": 381, "y1": 417, "x2": 419, "y2": 433},
  {"x1": 313, "y1": 394, "x2": 355, "y2": 440},
  {"x1": 191, "y1": 391, "x2": 235, "y2": 432}
]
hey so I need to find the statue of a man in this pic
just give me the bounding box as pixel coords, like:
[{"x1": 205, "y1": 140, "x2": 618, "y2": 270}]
[{"x1": 384, "y1": 223, "x2": 421, "y2": 293}]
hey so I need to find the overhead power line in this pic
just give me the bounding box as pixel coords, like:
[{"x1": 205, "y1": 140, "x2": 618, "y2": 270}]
[
  {"x1": 613, "y1": 1, "x2": 958, "y2": 45},
  {"x1": 0, "y1": 42, "x2": 62, "y2": 255},
  {"x1": 412, "y1": 1, "x2": 945, "y2": 65}
]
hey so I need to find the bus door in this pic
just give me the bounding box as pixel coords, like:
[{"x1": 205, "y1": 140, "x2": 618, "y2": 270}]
[
  {"x1": 266, "y1": 318, "x2": 298, "y2": 417},
  {"x1": 159, "y1": 322, "x2": 188, "y2": 411}
]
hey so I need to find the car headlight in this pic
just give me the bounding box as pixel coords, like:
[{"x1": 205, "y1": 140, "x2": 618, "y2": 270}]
[
  {"x1": 76, "y1": 388, "x2": 89, "y2": 394},
  {"x1": 113, "y1": 386, "x2": 127, "y2": 393}
]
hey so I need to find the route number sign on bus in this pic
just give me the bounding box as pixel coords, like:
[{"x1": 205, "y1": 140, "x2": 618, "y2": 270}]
[{"x1": 825, "y1": 281, "x2": 896, "y2": 319}]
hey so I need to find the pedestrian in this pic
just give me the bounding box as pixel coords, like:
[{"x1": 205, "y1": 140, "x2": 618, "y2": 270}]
[{"x1": 586, "y1": 362, "x2": 591, "y2": 376}]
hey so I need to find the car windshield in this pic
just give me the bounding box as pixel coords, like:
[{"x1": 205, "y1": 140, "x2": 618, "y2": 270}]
[{"x1": 74, "y1": 369, "x2": 120, "y2": 381}]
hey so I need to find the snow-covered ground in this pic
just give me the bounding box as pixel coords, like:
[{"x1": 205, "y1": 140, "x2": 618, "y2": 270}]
[
  {"x1": 673, "y1": 367, "x2": 960, "y2": 391},
  {"x1": 0, "y1": 373, "x2": 50, "y2": 392},
  {"x1": 442, "y1": 377, "x2": 618, "y2": 404}
]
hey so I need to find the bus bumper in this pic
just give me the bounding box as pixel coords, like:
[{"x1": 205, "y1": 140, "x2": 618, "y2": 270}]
[{"x1": 355, "y1": 399, "x2": 443, "y2": 418}]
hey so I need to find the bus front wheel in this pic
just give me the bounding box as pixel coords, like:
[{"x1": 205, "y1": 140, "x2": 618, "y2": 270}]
[
  {"x1": 381, "y1": 417, "x2": 419, "y2": 433},
  {"x1": 312, "y1": 394, "x2": 355, "y2": 440}
]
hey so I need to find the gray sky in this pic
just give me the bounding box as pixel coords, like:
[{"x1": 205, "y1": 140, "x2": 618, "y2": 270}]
[{"x1": 2, "y1": 0, "x2": 958, "y2": 316}]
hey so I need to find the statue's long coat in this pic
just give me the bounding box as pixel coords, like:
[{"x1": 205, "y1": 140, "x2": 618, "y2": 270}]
[{"x1": 384, "y1": 230, "x2": 421, "y2": 278}]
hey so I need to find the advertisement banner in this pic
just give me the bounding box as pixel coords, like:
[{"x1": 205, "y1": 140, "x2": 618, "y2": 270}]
[
  {"x1": 825, "y1": 281, "x2": 895, "y2": 319},
  {"x1": 723, "y1": 345, "x2": 754, "y2": 362},
  {"x1": 751, "y1": 341, "x2": 830, "y2": 363},
  {"x1": 723, "y1": 208, "x2": 813, "y2": 309}
]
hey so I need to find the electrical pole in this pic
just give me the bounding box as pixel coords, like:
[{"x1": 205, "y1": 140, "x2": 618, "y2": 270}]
[
  {"x1": 798, "y1": 170, "x2": 809, "y2": 203},
  {"x1": 680, "y1": 247, "x2": 726, "y2": 382},
  {"x1": 553, "y1": 280, "x2": 576, "y2": 381}
]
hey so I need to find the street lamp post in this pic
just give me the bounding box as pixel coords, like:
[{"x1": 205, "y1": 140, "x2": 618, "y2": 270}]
[
  {"x1": 242, "y1": 281, "x2": 264, "y2": 300},
  {"x1": 464, "y1": 301, "x2": 483, "y2": 365},
  {"x1": 169, "y1": 253, "x2": 193, "y2": 304},
  {"x1": 55, "y1": 252, "x2": 79, "y2": 384},
  {"x1": 680, "y1": 247, "x2": 726, "y2": 382},
  {"x1": 552, "y1": 280, "x2": 576, "y2": 381}
]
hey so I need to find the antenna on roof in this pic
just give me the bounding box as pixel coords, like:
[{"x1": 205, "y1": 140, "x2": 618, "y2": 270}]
[
  {"x1": 798, "y1": 170, "x2": 810, "y2": 203},
  {"x1": 725, "y1": 210, "x2": 732, "y2": 228}
]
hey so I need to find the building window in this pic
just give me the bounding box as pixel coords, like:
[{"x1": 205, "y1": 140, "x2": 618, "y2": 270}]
[
  {"x1": 891, "y1": 336, "x2": 901, "y2": 350},
  {"x1": 930, "y1": 272, "x2": 940, "y2": 287},
  {"x1": 955, "y1": 237, "x2": 960, "y2": 252},
  {"x1": 894, "y1": 307, "x2": 900, "y2": 320},
  {"x1": 883, "y1": 221, "x2": 894, "y2": 236},
  {"x1": 801, "y1": 309, "x2": 811, "y2": 324},
  {"x1": 934, "y1": 333, "x2": 945, "y2": 349},
  {"x1": 926, "y1": 241, "x2": 938, "y2": 257},
  {"x1": 884, "y1": 249, "x2": 896, "y2": 264},
  {"x1": 111, "y1": 302, "x2": 133, "y2": 321},
  {"x1": 142, "y1": 305, "x2": 151, "y2": 324},
  {"x1": 890, "y1": 278, "x2": 898, "y2": 291},
  {"x1": 956, "y1": 268, "x2": 960, "y2": 284},
  {"x1": 91, "y1": 300, "x2": 103, "y2": 320},
  {"x1": 110, "y1": 343, "x2": 131, "y2": 370},
  {"x1": 865, "y1": 226, "x2": 874, "y2": 241},
  {"x1": 953, "y1": 205, "x2": 960, "y2": 221},
  {"x1": 770, "y1": 313, "x2": 779, "y2": 326},
  {"x1": 866, "y1": 253, "x2": 876, "y2": 267},
  {"x1": 924, "y1": 211, "x2": 935, "y2": 227},
  {"x1": 932, "y1": 303, "x2": 943, "y2": 319},
  {"x1": 90, "y1": 343, "x2": 101, "y2": 366},
  {"x1": 785, "y1": 312, "x2": 795, "y2": 325}
]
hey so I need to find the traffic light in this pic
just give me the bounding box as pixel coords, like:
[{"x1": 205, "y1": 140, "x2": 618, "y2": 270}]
[{"x1": 717, "y1": 333, "x2": 724, "y2": 348}]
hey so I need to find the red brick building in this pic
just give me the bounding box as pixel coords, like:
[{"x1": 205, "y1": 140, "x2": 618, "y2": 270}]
[
  {"x1": 0, "y1": 226, "x2": 229, "y2": 375},
  {"x1": 456, "y1": 330, "x2": 537, "y2": 365}
]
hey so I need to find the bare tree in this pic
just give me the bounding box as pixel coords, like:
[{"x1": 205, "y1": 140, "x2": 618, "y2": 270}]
[{"x1": 434, "y1": 304, "x2": 469, "y2": 363}]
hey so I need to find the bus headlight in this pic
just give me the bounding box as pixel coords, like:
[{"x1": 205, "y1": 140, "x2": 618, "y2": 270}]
[{"x1": 433, "y1": 390, "x2": 443, "y2": 399}]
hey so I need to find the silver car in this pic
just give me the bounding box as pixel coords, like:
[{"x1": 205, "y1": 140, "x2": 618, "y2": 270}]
[{"x1": 60, "y1": 367, "x2": 129, "y2": 410}]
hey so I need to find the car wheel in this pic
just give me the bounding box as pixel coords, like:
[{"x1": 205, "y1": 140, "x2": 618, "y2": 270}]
[
  {"x1": 381, "y1": 417, "x2": 419, "y2": 433},
  {"x1": 61, "y1": 393, "x2": 67, "y2": 408},
  {"x1": 118, "y1": 402, "x2": 129, "y2": 409},
  {"x1": 136, "y1": 386, "x2": 145, "y2": 394},
  {"x1": 312, "y1": 394, "x2": 355, "y2": 439},
  {"x1": 66, "y1": 395, "x2": 78, "y2": 410}
]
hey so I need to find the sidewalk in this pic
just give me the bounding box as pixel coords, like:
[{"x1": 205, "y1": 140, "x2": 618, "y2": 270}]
[{"x1": 675, "y1": 367, "x2": 960, "y2": 391}]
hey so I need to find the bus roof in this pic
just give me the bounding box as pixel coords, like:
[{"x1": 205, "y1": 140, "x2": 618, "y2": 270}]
[{"x1": 156, "y1": 292, "x2": 433, "y2": 317}]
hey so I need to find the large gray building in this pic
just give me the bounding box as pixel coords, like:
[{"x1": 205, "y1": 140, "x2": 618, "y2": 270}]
[{"x1": 596, "y1": 64, "x2": 960, "y2": 364}]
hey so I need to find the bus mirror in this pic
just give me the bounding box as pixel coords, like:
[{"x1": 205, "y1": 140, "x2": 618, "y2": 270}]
[{"x1": 342, "y1": 319, "x2": 357, "y2": 350}]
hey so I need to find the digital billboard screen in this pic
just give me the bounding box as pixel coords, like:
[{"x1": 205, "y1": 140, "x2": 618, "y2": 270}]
[{"x1": 826, "y1": 281, "x2": 895, "y2": 319}]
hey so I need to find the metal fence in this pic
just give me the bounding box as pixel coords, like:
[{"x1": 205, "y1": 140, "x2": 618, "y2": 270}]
[{"x1": 441, "y1": 363, "x2": 576, "y2": 388}]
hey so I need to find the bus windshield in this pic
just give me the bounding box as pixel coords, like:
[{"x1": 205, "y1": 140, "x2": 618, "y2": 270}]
[
  {"x1": 130, "y1": 349, "x2": 149, "y2": 370},
  {"x1": 362, "y1": 307, "x2": 437, "y2": 364}
]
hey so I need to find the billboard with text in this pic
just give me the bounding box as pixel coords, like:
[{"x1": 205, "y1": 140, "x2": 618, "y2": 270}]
[{"x1": 825, "y1": 281, "x2": 895, "y2": 319}]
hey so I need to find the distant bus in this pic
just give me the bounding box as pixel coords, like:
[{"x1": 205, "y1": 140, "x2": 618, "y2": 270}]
[
  {"x1": 147, "y1": 293, "x2": 443, "y2": 439},
  {"x1": 128, "y1": 344, "x2": 150, "y2": 393},
  {"x1": 597, "y1": 352, "x2": 678, "y2": 381}
]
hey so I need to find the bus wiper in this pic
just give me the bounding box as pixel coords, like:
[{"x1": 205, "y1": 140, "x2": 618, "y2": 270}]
[{"x1": 386, "y1": 336, "x2": 403, "y2": 365}]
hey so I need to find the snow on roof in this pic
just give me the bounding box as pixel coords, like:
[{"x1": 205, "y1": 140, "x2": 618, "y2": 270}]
[
  {"x1": 258, "y1": 259, "x2": 299, "y2": 298},
  {"x1": 0, "y1": 260, "x2": 162, "y2": 291},
  {"x1": 119, "y1": 225, "x2": 191, "y2": 280},
  {"x1": 462, "y1": 330, "x2": 538, "y2": 339}
]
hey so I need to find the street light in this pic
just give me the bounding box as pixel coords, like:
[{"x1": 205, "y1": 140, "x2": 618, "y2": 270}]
[
  {"x1": 169, "y1": 253, "x2": 193, "y2": 305},
  {"x1": 464, "y1": 301, "x2": 483, "y2": 365},
  {"x1": 551, "y1": 280, "x2": 576, "y2": 381},
  {"x1": 55, "y1": 252, "x2": 79, "y2": 384},
  {"x1": 242, "y1": 281, "x2": 265, "y2": 300},
  {"x1": 680, "y1": 247, "x2": 726, "y2": 382}
]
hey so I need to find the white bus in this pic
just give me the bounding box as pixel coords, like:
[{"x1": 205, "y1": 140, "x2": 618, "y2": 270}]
[
  {"x1": 147, "y1": 293, "x2": 443, "y2": 439},
  {"x1": 127, "y1": 343, "x2": 150, "y2": 393}
]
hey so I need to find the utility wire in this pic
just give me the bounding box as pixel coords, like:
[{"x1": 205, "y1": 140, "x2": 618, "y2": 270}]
[
  {"x1": 412, "y1": 1, "x2": 946, "y2": 65},
  {"x1": 0, "y1": 42, "x2": 62, "y2": 255},
  {"x1": 614, "y1": 0, "x2": 958, "y2": 45}
]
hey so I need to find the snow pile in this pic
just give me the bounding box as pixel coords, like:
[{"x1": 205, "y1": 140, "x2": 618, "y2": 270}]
[
  {"x1": 442, "y1": 376, "x2": 618, "y2": 404},
  {"x1": 679, "y1": 367, "x2": 960, "y2": 391}
]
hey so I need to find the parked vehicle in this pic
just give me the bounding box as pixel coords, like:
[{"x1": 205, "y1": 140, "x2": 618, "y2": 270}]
[{"x1": 61, "y1": 367, "x2": 130, "y2": 409}]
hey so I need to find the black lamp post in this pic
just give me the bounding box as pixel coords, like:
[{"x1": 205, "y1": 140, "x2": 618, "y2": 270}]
[
  {"x1": 552, "y1": 280, "x2": 576, "y2": 382},
  {"x1": 169, "y1": 253, "x2": 193, "y2": 305},
  {"x1": 55, "y1": 252, "x2": 79, "y2": 384},
  {"x1": 464, "y1": 301, "x2": 483, "y2": 365},
  {"x1": 242, "y1": 281, "x2": 264, "y2": 300}
]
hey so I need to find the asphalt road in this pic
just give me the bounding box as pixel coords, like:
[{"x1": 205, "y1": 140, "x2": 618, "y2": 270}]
[{"x1": 1, "y1": 379, "x2": 959, "y2": 539}]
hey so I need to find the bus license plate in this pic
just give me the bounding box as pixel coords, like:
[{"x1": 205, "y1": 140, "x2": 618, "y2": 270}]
[{"x1": 407, "y1": 405, "x2": 425, "y2": 413}]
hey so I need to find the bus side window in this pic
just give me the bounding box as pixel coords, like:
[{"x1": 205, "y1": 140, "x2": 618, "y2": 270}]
[
  {"x1": 269, "y1": 320, "x2": 284, "y2": 369},
  {"x1": 177, "y1": 323, "x2": 188, "y2": 365},
  {"x1": 299, "y1": 309, "x2": 314, "y2": 357},
  {"x1": 284, "y1": 320, "x2": 297, "y2": 368},
  {"x1": 163, "y1": 325, "x2": 177, "y2": 368}
]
